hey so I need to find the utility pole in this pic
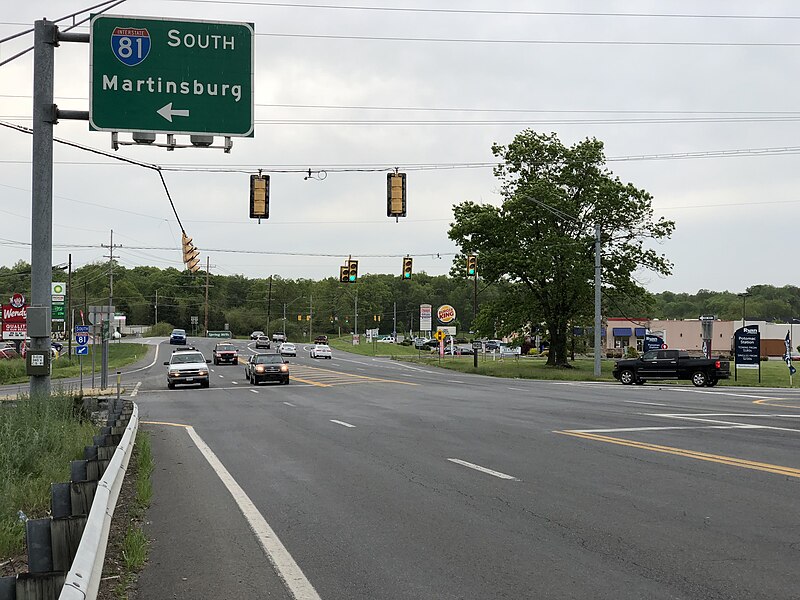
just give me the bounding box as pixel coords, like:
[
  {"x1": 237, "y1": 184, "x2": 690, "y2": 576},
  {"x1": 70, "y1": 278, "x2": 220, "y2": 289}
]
[
  {"x1": 204, "y1": 256, "x2": 210, "y2": 335},
  {"x1": 266, "y1": 275, "x2": 272, "y2": 338},
  {"x1": 473, "y1": 269, "x2": 478, "y2": 333},
  {"x1": 67, "y1": 253, "x2": 72, "y2": 359},
  {"x1": 29, "y1": 19, "x2": 56, "y2": 398},
  {"x1": 154, "y1": 290, "x2": 158, "y2": 326},
  {"x1": 393, "y1": 301, "x2": 397, "y2": 340},
  {"x1": 282, "y1": 303, "x2": 286, "y2": 338},
  {"x1": 309, "y1": 294, "x2": 313, "y2": 342},
  {"x1": 354, "y1": 289, "x2": 359, "y2": 336},
  {"x1": 594, "y1": 223, "x2": 602, "y2": 377},
  {"x1": 100, "y1": 229, "x2": 121, "y2": 389}
]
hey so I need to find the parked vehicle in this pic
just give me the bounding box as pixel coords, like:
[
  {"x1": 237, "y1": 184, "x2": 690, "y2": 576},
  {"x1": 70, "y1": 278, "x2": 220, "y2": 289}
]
[
  {"x1": 376, "y1": 335, "x2": 395, "y2": 343},
  {"x1": 255, "y1": 335, "x2": 271, "y2": 349},
  {"x1": 443, "y1": 346, "x2": 475, "y2": 356},
  {"x1": 244, "y1": 353, "x2": 289, "y2": 385},
  {"x1": 413, "y1": 337, "x2": 431, "y2": 348},
  {"x1": 212, "y1": 343, "x2": 238, "y2": 365},
  {"x1": 613, "y1": 349, "x2": 730, "y2": 387},
  {"x1": 485, "y1": 340, "x2": 503, "y2": 352}
]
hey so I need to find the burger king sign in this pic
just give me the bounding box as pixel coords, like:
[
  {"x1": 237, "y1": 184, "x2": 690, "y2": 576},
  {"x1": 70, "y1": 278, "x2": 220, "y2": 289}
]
[{"x1": 437, "y1": 304, "x2": 456, "y2": 324}]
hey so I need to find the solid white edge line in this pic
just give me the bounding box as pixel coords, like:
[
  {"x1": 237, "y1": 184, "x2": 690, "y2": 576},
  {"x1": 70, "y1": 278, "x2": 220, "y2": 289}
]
[
  {"x1": 185, "y1": 426, "x2": 322, "y2": 600},
  {"x1": 623, "y1": 401, "x2": 668, "y2": 406},
  {"x1": 283, "y1": 402, "x2": 295, "y2": 406},
  {"x1": 121, "y1": 343, "x2": 160, "y2": 375},
  {"x1": 330, "y1": 419, "x2": 356, "y2": 428},
  {"x1": 447, "y1": 458, "x2": 519, "y2": 481}
]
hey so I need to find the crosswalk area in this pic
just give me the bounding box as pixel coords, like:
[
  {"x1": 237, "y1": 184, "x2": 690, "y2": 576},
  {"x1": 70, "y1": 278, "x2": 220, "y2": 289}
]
[{"x1": 288, "y1": 363, "x2": 415, "y2": 387}]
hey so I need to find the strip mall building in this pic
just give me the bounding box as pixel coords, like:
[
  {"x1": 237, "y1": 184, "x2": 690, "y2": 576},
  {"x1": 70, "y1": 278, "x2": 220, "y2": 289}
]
[{"x1": 605, "y1": 318, "x2": 797, "y2": 357}]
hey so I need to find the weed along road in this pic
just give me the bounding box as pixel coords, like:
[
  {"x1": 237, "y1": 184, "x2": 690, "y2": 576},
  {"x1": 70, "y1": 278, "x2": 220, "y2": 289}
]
[{"x1": 129, "y1": 338, "x2": 800, "y2": 599}]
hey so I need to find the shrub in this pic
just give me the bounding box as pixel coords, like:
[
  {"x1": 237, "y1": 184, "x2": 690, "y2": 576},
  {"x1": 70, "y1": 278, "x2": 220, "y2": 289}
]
[
  {"x1": 148, "y1": 322, "x2": 175, "y2": 337},
  {"x1": 760, "y1": 356, "x2": 769, "y2": 362},
  {"x1": 624, "y1": 347, "x2": 639, "y2": 358}
]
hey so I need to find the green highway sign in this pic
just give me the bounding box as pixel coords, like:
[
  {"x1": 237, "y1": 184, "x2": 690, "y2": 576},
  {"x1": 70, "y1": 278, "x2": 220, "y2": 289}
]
[
  {"x1": 207, "y1": 330, "x2": 232, "y2": 338},
  {"x1": 90, "y1": 14, "x2": 254, "y2": 136}
]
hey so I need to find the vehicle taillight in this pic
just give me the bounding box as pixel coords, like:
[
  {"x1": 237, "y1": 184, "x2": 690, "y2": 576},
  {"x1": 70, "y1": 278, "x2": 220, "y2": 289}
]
[{"x1": 715, "y1": 360, "x2": 721, "y2": 369}]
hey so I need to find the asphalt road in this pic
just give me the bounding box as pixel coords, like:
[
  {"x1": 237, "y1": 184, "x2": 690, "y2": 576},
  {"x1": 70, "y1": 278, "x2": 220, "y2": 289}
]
[{"x1": 119, "y1": 338, "x2": 800, "y2": 599}]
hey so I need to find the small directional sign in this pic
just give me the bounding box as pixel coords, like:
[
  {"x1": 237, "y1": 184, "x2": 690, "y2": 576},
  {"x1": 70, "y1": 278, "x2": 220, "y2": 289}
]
[
  {"x1": 90, "y1": 14, "x2": 254, "y2": 136},
  {"x1": 76, "y1": 345, "x2": 89, "y2": 356}
]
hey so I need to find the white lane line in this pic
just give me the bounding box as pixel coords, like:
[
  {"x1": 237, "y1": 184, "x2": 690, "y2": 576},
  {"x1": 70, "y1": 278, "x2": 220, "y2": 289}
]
[
  {"x1": 507, "y1": 387, "x2": 527, "y2": 391},
  {"x1": 122, "y1": 343, "x2": 160, "y2": 375},
  {"x1": 219, "y1": 375, "x2": 225, "y2": 378},
  {"x1": 283, "y1": 402, "x2": 295, "y2": 407},
  {"x1": 667, "y1": 388, "x2": 776, "y2": 399},
  {"x1": 447, "y1": 458, "x2": 519, "y2": 481},
  {"x1": 330, "y1": 419, "x2": 356, "y2": 428},
  {"x1": 250, "y1": 389, "x2": 259, "y2": 394},
  {"x1": 232, "y1": 381, "x2": 239, "y2": 385},
  {"x1": 129, "y1": 381, "x2": 142, "y2": 398},
  {"x1": 185, "y1": 427, "x2": 322, "y2": 600},
  {"x1": 356, "y1": 368, "x2": 367, "y2": 371},
  {"x1": 447, "y1": 380, "x2": 465, "y2": 384},
  {"x1": 623, "y1": 400, "x2": 667, "y2": 407},
  {"x1": 572, "y1": 425, "x2": 755, "y2": 433}
]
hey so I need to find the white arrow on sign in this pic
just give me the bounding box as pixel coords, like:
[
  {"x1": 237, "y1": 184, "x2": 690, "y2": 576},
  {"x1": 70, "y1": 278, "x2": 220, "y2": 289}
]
[{"x1": 157, "y1": 102, "x2": 190, "y2": 122}]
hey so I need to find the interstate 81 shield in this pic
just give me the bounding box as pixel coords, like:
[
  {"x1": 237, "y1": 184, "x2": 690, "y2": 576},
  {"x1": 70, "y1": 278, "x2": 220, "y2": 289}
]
[{"x1": 110, "y1": 26, "x2": 151, "y2": 66}]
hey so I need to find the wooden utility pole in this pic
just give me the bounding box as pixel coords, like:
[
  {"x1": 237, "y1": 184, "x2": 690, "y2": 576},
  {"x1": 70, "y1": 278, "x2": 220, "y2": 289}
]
[{"x1": 67, "y1": 253, "x2": 72, "y2": 359}]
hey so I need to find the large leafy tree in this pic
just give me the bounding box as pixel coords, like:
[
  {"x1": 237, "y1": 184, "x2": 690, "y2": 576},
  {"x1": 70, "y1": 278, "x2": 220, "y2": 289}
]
[{"x1": 449, "y1": 131, "x2": 675, "y2": 366}]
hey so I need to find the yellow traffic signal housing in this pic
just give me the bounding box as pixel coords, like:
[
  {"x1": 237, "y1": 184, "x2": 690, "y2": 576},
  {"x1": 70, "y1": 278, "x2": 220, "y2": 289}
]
[
  {"x1": 339, "y1": 265, "x2": 350, "y2": 283},
  {"x1": 386, "y1": 173, "x2": 407, "y2": 218},
  {"x1": 348, "y1": 259, "x2": 359, "y2": 282},
  {"x1": 402, "y1": 256, "x2": 413, "y2": 280},
  {"x1": 182, "y1": 232, "x2": 201, "y2": 273},
  {"x1": 250, "y1": 174, "x2": 270, "y2": 219},
  {"x1": 467, "y1": 255, "x2": 477, "y2": 277}
]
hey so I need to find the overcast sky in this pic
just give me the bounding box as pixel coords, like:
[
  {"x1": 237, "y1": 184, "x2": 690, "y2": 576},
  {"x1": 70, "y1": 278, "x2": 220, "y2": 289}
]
[{"x1": 2, "y1": 0, "x2": 800, "y2": 295}]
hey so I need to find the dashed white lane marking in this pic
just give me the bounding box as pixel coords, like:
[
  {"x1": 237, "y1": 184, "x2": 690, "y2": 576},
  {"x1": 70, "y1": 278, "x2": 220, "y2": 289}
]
[
  {"x1": 447, "y1": 380, "x2": 466, "y2": 384},
  {"x1": 130, "y1": 381, "x2": 142, "y2": 398},
  {"x1": 447, "y1": 458, "x2": 519, "y2": 481},
  {"x1": 219, "y1": 375, "x2": 225, "y2": 378},
  {"x1": 623, "y1": 400, "x2": 667, "y2": 406},
  {"x1": 185, "y1": 427, "x2": 322, "y2": 600},
  {"x1": 356, "y1": 368, "x2": 367, "y2": 371},
  {"x1": 250, "y1": 389, "x2": 259, "y2": 394},
  {"x1": 232, "y1": 381, "x2": 239, "y2": 385},
  {"x1": 283, "y1": 402, "x2": 295, "y2": 407},
  {"x1": 330, "y1": 419, "x2": 356, "y2": 428},
  {"x1": 507, "y1": 387, "x2": 527, "y2": 391}
]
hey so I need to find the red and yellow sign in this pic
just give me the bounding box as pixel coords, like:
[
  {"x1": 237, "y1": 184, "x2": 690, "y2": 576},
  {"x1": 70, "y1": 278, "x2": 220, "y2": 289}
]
[{"x1": 437, "y1": 304, "x2": 456, "y2": 324}]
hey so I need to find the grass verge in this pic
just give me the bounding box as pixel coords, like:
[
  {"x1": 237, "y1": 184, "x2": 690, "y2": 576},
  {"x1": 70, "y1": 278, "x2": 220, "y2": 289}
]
[
  {"x1": 396, "y1": 354, "x2": 800, "y2": 387},
  {"x1": 105, "y1": 430, "x2": 153, "y2": 599},
  {"x1": 328, "y1": 336, "x2": 424, "y2": 358},
  {"x1": 0, "y1": 392, "x2": 97, "y2": 559},
  {"x1": 0, "y1": 343, "x2": 149, "y2": 386}
]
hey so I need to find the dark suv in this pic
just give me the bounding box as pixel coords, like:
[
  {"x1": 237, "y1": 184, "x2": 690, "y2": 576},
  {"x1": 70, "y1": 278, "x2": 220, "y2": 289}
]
[
  {"x1": 169, "y1": 329, "x2": 187, "y2": 345},
  {"x1": 244, "y1": 353, "x2": 290, "y2": 385}
]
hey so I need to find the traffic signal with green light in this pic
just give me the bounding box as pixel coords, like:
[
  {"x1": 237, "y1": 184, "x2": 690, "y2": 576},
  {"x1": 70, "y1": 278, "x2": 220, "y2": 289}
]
[
  {"x1": 402, "y1": 256, "x2": 413, "y2": 280},
  {"x1": 387, "y1": 173, "x2": 407, "y2": 218},
  {"x1": 182, "y1": 232, "x2": 200, "y2": 273},
  {"x1": 249, "y1": 174, "x2": 270, "y2": 219},
  {"x1": 348, "y1": 260, "x2": 359, "y2": 282},
  {"x1": 467, "y1": 255, "x2": 477, "y2": 277}
]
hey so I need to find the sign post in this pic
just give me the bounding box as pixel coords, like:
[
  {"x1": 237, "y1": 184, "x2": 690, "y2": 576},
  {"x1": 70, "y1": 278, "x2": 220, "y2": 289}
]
[
  {"x1": 90, "y1": 15, "x2": 254, "y2": 137},
  {"x1": 75, "y1": 324, "x2": 89, "y2": 394}
]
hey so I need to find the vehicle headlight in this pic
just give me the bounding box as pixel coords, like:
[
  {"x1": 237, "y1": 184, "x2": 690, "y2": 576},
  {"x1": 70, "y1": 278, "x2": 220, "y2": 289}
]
[
  {"x1": 169, "y1": 370, "x2": 180, "y2": 377},
  {"x1": 198, "y1": 370, "x2": 208, "y2": 376},
  {"x1": 255, "y1": 365, "x2": 265, "y2": 372},
  {"x1": 280, "y1": 365, "x2": 288, "y2": 372}
]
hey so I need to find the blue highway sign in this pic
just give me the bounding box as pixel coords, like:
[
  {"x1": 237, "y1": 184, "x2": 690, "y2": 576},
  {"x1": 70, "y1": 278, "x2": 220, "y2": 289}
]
[
  {"x1": 75, "y1": 335, "x2": 89, "y2": 346},
  {"x1": 76, "y1": 345, "x2": 89, "y2": 356},
  {"x1": 75, "y1": 325, "x2": 90, "y2": 334}
]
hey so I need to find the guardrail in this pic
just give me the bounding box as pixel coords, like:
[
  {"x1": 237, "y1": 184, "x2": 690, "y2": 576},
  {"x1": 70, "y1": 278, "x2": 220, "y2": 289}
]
[{"x1": 0, "y1": 399, "x2": 138, "y2": 600}]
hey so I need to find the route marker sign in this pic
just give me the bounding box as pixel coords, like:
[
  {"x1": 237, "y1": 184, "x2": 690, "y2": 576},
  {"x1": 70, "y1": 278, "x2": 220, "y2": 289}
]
[
  {"x1": 90, "y1": 14, "x2": 254, "y2": 136},
  {"x1": 76, "y1": 345, "x2": 89, "y2": 356}
]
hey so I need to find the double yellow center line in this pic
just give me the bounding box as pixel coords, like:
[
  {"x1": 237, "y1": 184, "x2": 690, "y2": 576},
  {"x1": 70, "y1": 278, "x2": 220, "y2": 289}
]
[{"x1": 556, "y1": 430, "x2": 800, "y2": 479}]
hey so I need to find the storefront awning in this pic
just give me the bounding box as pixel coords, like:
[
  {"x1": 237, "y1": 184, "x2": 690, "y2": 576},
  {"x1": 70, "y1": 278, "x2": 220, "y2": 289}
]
[
  {"x1": 612, "y1": 327, "x2": 632, "y2": 337},
  {"x1": 635, "y1": 328, "x2": 647, "y2": 337}
]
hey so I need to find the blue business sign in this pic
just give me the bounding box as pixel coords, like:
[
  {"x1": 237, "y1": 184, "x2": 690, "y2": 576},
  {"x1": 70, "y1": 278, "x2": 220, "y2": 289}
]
[
  {"x1": 643, "y1": 334, "x2": 666, "y2": 353},
  {"x1": 734, "y1": 325, "x2": 760, "y2": 369}
]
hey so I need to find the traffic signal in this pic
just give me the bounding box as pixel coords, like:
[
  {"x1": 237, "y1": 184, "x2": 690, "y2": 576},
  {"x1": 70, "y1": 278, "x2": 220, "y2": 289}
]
[
  {"x1": 386, "y1": 173, "x2": 407, "y2": 218},
  {"x1": 339, "y1": 265, "x2": 350, "y2": 283},
  {"x1": 249, "y1": 174, "x2": 270, "y2": 219},
  {"x1": 348, "y1": 259, "x2": 358, "y2": 282},
  {"x1": 402, "y1": 256, "x2": 413, "y2": 280},
  {"x1": 467, "y1": 255, "x2": 477, "y2": 277},
  {"x1": 182, "y1": 232, "x2": 200, "y2": 273}
]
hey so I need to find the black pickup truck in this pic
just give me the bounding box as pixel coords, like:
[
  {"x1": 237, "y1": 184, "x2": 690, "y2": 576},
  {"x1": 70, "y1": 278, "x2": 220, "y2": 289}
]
[{"x1": 613, "y1": 349, "x2": 730, "y2": 387}]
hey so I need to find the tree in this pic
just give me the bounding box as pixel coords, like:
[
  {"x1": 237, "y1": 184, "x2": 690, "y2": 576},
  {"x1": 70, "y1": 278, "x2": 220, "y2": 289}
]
[{"x1": 449, "y1": 131, "x2": 675, "y2": 366}]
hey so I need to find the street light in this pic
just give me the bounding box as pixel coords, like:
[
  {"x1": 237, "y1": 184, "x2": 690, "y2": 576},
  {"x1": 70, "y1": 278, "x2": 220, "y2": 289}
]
[{"x1": 737, "y1": 292, "x2": 751, "y2": 326}]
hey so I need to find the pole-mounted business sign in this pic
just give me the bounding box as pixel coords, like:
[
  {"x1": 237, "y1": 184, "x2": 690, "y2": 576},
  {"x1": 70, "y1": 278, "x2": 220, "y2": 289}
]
[
  {"x1": 90, "y1": 14, "x2": 254, "y2": 136},
  {"x1": 733, "y1": 324, "x2": 761, "y2": 383}
]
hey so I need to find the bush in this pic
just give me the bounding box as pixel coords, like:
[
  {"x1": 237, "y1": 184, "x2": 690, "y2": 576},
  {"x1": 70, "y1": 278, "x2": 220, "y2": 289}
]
[
  {"x1": 148, "y1": 321, "x2": 175, "y2": 337},
  {"x1": 624, "y1": 347, "x2": 639, "y2": 358},
  {"x1": 760, "y1": 356, "x2": 769, "y2": 362}
]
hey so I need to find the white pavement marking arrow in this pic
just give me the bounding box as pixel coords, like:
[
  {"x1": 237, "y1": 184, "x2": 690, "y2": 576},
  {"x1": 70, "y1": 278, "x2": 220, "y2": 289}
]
[{"x1": 157, "y1": 102, "x2": 190, "y2": 122}]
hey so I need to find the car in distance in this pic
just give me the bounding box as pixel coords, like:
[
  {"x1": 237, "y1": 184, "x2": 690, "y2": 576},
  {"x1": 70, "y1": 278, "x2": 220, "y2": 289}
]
[
  {"x1": 279, "y1": 342, "x2": 297, "y2": 357},
  {"x1": 485, "y1": 339, "x2": 503, "y2": 352},
  {"x1": 212, "y1": 342, "x2": 238, "y2": 365},
  {"x1": 169, "y1": 328, "x2": 187, "y2": 345},
  {"x1": 310, "y1": 344, "x2": 332, "y2": 359},
  {"x1": 244, "y1": 353, "x2": 289, "y2": 385},
  {"x1": 376, "y1": 335, "x2": 395, "y2": 343},
  {"x1": 314, "y1": 335, "x2": 329, "y2": 345},
  {"x1": 164, "y1": 347, "x2": 210, "y2": 389},
  {"x1": 272, "y1": 333, "x2": 286, "y2": 343},
  {"x1": 250, "y1": 330, "x2": 265, "y2": 340},
  {"x1": 612, "y1": 349, "x2": 731, "y2": 387},
  {"x1": 254, "y1": 335, "x2": 271, "y2": 349}
]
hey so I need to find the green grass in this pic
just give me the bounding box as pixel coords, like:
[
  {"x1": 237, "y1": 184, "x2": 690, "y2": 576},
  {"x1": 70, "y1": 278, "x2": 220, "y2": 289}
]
[
  {"x1": 0, "y1": 392, "x2": 97, "y2": 558},
  {"x1": 328, "y1": 336, "x2": 426, "y2": 358},
  {"x1": 134, "y1": 432, "x2": 153, "y2": 508},
  {"x1": 0, "y1": 343, "x2": 149, "y2": 386},
  {"x1": 396, "y1": 354, "x2": 800, "y2": 388}
]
